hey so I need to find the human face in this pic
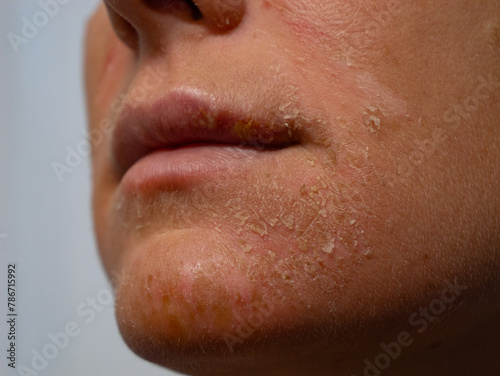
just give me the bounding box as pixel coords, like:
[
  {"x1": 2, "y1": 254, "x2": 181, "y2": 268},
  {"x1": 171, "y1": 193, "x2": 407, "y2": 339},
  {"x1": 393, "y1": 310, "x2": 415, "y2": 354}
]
[{"x1": 85, "y1": 1, "x2": 500, "y2": 375}]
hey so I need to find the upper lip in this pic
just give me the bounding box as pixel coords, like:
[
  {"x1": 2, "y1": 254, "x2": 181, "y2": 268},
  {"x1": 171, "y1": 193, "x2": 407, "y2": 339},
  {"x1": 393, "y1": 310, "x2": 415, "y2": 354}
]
[{"x1": 111, "y1": 87, "x2": 299, "y2": 177}]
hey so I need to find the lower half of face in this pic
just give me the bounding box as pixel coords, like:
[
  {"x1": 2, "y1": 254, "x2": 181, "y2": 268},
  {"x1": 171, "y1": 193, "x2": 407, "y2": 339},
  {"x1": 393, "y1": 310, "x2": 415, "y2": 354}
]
[{"x1": 86, "y1": 1, "x2": 500, "y2": 375}]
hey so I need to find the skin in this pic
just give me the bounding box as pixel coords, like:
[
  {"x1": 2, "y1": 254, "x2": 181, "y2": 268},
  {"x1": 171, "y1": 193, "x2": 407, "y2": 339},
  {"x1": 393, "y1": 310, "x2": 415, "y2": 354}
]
[{"x1": 85, "y1": 1, "x2": 500, "y2": 375}]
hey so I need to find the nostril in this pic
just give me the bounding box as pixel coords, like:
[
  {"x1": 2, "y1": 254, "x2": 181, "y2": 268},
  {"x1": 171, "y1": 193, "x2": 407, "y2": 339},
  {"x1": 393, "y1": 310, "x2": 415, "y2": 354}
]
[
  {"x1": 142, "y1": 0, "x2": 203, "y2": 21},
  {"x1": 105, "y1": 0, "x2": 245, "y2": 52},
  {"x1": 142, "y1": 0, "x2": 244, "y2": 31},
  {"x1": 187, "y1": 0, "x2": 203, "y2": 21}
]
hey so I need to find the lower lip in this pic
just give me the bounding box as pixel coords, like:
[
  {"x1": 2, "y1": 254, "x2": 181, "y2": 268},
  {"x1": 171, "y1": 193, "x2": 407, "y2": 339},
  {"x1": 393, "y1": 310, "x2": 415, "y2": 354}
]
[{"x1": 120, "y1": 144, "x2": 283, "y2": 194}]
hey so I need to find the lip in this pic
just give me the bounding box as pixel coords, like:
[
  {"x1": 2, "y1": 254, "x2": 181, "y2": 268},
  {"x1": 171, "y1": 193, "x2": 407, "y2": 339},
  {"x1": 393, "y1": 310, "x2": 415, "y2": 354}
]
[
  {"x1": 123, "y1": 144, "x2": 295, "y2": 195},
  {"x1": 111, "y1": 87, "x2": 300, "y2": 184}
]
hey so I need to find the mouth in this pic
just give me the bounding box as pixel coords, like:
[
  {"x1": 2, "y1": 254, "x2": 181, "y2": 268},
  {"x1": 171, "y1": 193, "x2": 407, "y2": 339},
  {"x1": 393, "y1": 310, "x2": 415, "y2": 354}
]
[{"x1": 111, "y1": 87, "x2": 301, "y2": 187}]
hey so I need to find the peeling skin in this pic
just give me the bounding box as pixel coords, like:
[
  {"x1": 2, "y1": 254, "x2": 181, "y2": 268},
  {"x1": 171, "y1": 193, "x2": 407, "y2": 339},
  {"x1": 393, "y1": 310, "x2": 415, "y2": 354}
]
[
  {"x1": 87, "y1": 1, "x2": 500, "y2": 376},
  {"x1": 112, "y1": 134, "x2": 382, "y2": 348}
]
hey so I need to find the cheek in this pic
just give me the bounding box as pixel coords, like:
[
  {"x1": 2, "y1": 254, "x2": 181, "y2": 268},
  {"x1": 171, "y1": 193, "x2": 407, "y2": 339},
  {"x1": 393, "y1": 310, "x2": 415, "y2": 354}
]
[
  {"x1": 266, "y1": 0, "x2": 402, "y2": 59},
  {"x1": 264, "y1": 0, "x2": 353, "y2": 41},
  {"x1": 98, "y1": 43, "x2": 133, "y2": 106},
  {"x1": 86, "y1": 48, "x2": 134, "y2": 277},
  {"x1": 87, "y1": 40, "x2": 134, "y2": 126},
  {"x1": 86, "y1": 4, "x2": 135, "y2": 134}
]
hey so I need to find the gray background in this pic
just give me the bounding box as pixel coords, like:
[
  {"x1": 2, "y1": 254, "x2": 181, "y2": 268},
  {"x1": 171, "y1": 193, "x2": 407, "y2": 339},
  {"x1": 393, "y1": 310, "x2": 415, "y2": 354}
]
[{"x1": 0, "y1": 1, "x2": 180, "y2": 375}]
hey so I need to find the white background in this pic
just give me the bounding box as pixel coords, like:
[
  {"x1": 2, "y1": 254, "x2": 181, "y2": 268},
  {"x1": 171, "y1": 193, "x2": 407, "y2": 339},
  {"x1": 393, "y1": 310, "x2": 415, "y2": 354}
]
[{"x1": 0, "y1": 1, "x2": 181, "y2": 375}]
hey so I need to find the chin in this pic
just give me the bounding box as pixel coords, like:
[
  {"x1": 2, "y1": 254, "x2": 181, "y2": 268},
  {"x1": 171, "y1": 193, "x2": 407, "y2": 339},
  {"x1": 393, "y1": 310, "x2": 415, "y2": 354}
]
[{"x1": 102, "y1": 216, "x2": 467, "y2": 376}]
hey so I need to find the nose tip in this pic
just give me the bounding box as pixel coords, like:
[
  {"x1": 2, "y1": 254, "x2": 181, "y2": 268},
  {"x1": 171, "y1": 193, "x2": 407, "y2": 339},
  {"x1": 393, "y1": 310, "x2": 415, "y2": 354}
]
[{"x1": 105, "y1": 0, "x2": 246, "y2": 50}]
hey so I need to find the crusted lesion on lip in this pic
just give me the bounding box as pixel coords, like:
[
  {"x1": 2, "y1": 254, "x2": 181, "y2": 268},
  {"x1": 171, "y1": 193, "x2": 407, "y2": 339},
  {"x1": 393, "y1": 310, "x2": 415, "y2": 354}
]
[
  {"x1": 233, "y1": 119, "x2": 257, "y2": 140},
  {"x1": 232, "y1": 118, "x2": 278, "y2": 145},
  {"x1": 232, "y1": 116, "x2": 301, "y2": 148}
]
